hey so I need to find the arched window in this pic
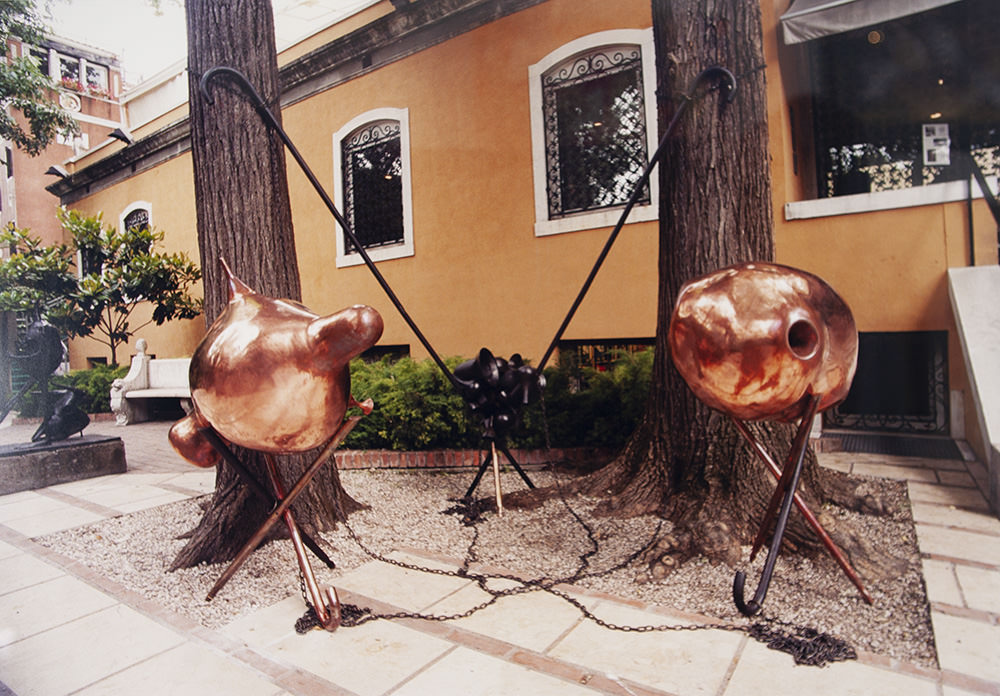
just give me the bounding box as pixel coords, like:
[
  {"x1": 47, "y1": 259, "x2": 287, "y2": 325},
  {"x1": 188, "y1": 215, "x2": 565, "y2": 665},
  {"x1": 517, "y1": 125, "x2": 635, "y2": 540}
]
[
  {"x1": 333, "y1": 108, "x2": 414, "y2": 268},
  {"x1": 122, "y1": 207, "x2": 150, "y2": 233},
  {"x1": 529, "y1": 30, "x2": 658, "y2": 237}
]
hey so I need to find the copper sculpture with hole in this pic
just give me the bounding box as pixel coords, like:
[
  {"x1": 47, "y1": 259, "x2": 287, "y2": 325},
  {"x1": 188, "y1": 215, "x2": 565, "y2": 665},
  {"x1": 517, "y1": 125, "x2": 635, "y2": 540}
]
[
  {"x1": 168, "y1": 259, "x2": 383, "y2": 630},
  {"x1": 668, "y1": 261, "x2": 872, "y2": 616}
]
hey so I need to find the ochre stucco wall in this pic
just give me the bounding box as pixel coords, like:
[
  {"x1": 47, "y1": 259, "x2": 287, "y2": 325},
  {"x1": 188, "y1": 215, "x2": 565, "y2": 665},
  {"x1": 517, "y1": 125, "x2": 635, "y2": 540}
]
[
  {"x1": 58, "y1": 0, "x2": 998, "y2": 441},
  {"x1": 284, "y1": 0, "x2": 660, "y2": 363}
]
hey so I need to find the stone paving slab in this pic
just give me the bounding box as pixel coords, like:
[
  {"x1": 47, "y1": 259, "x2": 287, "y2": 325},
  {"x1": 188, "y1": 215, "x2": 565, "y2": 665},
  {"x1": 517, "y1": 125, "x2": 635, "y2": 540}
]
[
  {"x1": 547, "y1": 601, "x2": 745, "y2": 696},
  {"x1": 932, "y1": 612, "x2": 1000, "y2": 685},
  {"x1": 0, "y1": 574, "x2": 118, "y2": 646},
  {"x1": 391, "y1": 646, "x2": 600, "y2": 696},
  {"x1": 2, "y1": 420, "x2": 1000, "y2": 695},
  {"x1": 915, "y1": 523, "x2": 1000, "y2": 566},
  {"x1": 0, "y1": 603, "x2": 184, "y2": 695},
  {"x1": 73, "y1": 643, "x2": 288, "y2": 696},
  {"x1": 723, "y1": 638, "x2": 939, "y2": 696},
  {"x1": 426, "y1": 580, "x2": 588, "y2": 653},
  {"x1": 911, "y1": 501, "x2": 1000, "y2": 535}
]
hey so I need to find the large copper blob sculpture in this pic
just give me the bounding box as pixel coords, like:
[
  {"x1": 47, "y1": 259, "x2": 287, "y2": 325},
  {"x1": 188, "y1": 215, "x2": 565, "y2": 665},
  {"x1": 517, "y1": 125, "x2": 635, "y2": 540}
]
[
  {"x1": 669, "y1": 262, "x2": 857, "y2": 422},
  {"x1": 668, "y1": 262, "x2": 870, "y2": 615},
  {"x1": 169, "y1": 260, "x2": 383, "y2": 630},
  {"x1": 170, "y1": 260, "x2": 383, "y2": 461}
]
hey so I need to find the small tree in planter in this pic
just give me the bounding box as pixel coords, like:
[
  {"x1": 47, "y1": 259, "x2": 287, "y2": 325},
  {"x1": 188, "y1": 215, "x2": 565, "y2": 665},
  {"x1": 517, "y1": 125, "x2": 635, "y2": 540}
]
[{"x1": 0, "y1": 208, "x2": 203, "y2": 365}]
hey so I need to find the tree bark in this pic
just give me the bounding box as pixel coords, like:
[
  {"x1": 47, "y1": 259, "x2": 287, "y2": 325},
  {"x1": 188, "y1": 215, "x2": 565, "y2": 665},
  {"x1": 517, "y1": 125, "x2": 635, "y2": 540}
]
[
  {"x1": 171, "y1": 0, "x2": 362, "y2": 570},
  {"x1": 560, "y1": 0, "x2": 886, "y2": 578}
]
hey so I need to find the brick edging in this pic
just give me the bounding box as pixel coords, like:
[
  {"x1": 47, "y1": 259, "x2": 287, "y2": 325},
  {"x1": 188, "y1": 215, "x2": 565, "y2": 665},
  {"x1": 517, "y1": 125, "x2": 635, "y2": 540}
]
[{"x1": 335, "y1": 446, "x2": 615, "y2": 470}]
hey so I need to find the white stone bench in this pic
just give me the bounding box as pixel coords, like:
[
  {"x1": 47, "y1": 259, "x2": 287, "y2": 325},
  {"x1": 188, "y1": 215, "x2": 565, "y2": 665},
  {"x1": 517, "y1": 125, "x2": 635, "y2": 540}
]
[{"x1": 110, "y1": 339, "x2": 192, "y2": 425}]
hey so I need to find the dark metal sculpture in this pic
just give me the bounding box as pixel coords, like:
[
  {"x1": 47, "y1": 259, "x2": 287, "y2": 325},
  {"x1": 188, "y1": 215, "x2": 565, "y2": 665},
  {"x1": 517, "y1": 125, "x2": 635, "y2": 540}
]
[
  {"x1": 669, "y1": 262, "x2": 871, "y2": 615},
  {"x1": 1, "y1": 320, "x2": 89, "y2": 442},
  {"x1": 169, "y1": 260, "x2": 383, "y2": 631},
  {"x1": 454, "y1": 348, "x2": 543, "y2": 502}
]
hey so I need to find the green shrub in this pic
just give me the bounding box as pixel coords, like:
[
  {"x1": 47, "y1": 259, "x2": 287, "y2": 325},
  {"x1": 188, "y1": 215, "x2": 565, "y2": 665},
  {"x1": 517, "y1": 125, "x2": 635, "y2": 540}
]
[
  {"x1": 346, "y1": 356, "x2": 480, "y2": 451},
  {"x1": 16, "y1": 364, "x2": 128, "y2": 417},
  {"x1": 513, "y1": 348, "x2": 653, "y2": 449},
  {"x1": 346, "y1": 348, "x2": 653, "y2": 451}
]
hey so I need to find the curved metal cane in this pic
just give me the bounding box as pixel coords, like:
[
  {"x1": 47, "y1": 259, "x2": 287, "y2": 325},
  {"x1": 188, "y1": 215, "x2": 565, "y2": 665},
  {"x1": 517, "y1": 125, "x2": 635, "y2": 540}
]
[{"x1": 732, "y1": 394, "x2": 819, "y2": 616}]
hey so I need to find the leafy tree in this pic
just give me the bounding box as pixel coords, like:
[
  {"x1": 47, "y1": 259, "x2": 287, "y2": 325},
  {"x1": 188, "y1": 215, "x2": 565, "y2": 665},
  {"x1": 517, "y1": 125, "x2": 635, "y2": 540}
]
[
  {"x1": 0, "y1": 225, "x2": 76, "y2": 321},
  {"x1": 0, "y1": 209, "x2": 203, "y2": 364},
  {"x1": 0, "y1": 0, "x2": 79, "y2": 155}
]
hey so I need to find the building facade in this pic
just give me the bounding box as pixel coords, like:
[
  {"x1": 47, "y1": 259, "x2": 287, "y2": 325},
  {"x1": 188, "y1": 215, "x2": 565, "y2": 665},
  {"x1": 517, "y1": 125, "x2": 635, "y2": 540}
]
[
  {"x1": 38, "y1": 0, "x2": 999, "y2": 457},
  {"x1": 3, "y1": 34, "x2": 126, "y2": 242}
]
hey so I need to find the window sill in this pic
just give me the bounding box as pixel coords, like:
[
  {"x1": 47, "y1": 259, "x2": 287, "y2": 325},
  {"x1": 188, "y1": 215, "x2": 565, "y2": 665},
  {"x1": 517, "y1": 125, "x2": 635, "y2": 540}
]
[
  {"x1": 335, "y1": 240, "x2": 413, "y2": 268},
  {"x1": 534, "y1": 203, "x2": 658, "y2": 237},
  {"x1": 784, "y1": 177, "x2": 999, "y2": 221}
]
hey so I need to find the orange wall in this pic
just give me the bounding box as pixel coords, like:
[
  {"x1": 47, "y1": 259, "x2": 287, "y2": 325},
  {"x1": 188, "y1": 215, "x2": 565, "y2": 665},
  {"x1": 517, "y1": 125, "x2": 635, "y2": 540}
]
[
  {"x1": 285, "y1": 0, "x2": 659, "y2": 363},
  {"x1": 60, "y1": 0, "x2": 997, "y2": 403}
]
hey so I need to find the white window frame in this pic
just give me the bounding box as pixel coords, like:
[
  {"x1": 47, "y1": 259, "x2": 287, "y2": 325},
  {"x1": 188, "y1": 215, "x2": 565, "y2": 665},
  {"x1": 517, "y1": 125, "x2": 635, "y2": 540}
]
[
  {"x1": 332, "y1": 107, "x2": 414, "y2": 268},
  {"x1": 528, "y1": 29, "x2": 659, "y2": 238},
  {"x1": 784, "y1": 177, "x2": 1000, "y2": 220},
  {"x1": 119, "y1": 201, "x2": 152, "y2": 233}
]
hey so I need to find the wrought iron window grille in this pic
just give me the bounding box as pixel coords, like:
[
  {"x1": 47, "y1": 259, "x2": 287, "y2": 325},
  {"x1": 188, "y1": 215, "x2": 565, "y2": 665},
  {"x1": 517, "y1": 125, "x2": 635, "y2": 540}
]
[
  {"x1": 542, "y1": 45, "x2": 650, "y2": 219},
  {"x1": 341, "y1": 120, "x2": 405, "y2": 255}
]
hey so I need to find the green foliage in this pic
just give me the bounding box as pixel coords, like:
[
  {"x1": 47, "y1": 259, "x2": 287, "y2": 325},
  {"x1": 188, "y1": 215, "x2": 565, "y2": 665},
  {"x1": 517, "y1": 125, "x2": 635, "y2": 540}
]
[
  {"x1": 17, "y1": 364, "x2": 128, "y2": 417},
  {"x1": 345, "y1": 349, "x2": 653, "y2": 451},
  {"x1": 515, "y1": 348, "x2": 653, "y2": 449},
  {"x1": 346, "y1": 356, "x2": 480, "y2": 450},
  {"x1": 0, "y1": 0, "x2": 80, "y2": 156},
  {"x1": 0, "y1": 209, "x2": 203, "y2": 364},
  {"x1": 0, "y1": 226, "x2": 76, "y2": 319}
]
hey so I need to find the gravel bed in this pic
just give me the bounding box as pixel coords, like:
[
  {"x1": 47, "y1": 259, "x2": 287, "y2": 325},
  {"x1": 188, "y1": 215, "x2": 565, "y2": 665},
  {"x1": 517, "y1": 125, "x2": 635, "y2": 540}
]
[{"x1": 36, "y1": 467, "x2": 935, "y2": 668}]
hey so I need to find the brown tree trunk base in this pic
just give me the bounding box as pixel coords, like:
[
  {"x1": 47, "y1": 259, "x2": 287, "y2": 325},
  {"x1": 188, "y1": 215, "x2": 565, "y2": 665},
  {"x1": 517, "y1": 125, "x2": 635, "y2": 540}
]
[
  {"x1": 504, "y1": 415, "x2": 900, "y2": 588},
  {"x1": 169, "y1": 447, "x2": 365, "y2": 571}
]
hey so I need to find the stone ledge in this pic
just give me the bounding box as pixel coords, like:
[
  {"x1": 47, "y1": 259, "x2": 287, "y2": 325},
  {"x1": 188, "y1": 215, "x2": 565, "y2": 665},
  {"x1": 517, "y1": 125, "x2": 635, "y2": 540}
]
[{"x1": 0, "y1": 436, "x2": 127, "y2": 495}]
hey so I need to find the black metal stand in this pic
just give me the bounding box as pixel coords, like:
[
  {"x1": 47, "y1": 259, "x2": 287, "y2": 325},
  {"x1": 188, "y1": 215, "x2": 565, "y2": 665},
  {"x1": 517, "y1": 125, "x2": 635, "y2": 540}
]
[
  {"x1": 464, "y1": 437, "x2": 535, "y2": 499},
  {"x1": 732, "y1": 395, "x2": 820, "y2": 616}
]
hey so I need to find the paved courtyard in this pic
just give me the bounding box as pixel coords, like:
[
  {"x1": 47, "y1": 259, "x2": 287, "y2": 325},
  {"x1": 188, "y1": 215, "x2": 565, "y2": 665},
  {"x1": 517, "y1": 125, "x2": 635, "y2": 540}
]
[{"x1": 1, "y1": 419, "x2": 998, "y2": 695}]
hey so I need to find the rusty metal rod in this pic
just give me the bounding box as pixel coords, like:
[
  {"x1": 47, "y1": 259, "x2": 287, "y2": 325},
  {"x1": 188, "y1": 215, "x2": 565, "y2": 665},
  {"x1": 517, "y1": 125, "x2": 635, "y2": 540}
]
[
  {"x1": 732, "y1": 417, "x2": 873, "y2": 605},
  {"x1": 206, "y1": 416, "x2": 360, "y2": 601},
  {"x1": 199, "y1": 427, "x2": 336, "y2": 570},
  {"x1": 264, "y1": 454, "x2": 340, "y2": 630}
]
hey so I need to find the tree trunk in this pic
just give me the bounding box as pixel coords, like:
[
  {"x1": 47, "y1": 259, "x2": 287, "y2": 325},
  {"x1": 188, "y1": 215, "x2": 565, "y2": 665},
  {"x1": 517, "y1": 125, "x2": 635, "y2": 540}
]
[
  {"x1": 171, "y1": 0, "x2": 362, "y2": 571},
  {"x1": 566, "y1": 0, "x2": 884, "y2": 577}
]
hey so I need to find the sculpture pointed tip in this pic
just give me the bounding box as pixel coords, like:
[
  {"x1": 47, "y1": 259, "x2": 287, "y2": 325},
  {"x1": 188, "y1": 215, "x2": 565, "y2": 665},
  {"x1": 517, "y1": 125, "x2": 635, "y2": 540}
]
[{"x1": 219, "y1": 258, "x2": 254, "y2": 300}]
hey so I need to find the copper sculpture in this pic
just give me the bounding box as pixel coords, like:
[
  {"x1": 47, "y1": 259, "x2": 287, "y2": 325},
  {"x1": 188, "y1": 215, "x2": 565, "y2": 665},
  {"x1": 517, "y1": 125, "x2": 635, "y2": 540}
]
[
  {"x1": 169, "y1": 260, "x2": 383, "y2": 630},
  {"x1": 668, "y1": 262, "x2": 870, "y2": 615}
]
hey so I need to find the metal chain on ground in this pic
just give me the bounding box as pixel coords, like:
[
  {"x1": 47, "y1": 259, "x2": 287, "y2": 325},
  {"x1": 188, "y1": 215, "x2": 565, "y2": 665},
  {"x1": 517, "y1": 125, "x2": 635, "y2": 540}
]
[{"x1": 292, "y1": 468, "x2": 857, "y2": 667}]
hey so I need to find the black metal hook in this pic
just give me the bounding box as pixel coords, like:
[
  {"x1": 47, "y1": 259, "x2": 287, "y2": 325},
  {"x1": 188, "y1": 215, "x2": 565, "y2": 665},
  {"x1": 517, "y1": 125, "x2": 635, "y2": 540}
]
[{"x1": 732, "y1": 394, "x2": 819, "y2": 616}]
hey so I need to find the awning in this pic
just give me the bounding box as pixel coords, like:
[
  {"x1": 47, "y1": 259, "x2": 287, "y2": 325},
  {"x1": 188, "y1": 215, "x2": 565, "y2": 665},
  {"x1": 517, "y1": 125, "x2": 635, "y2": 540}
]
[{"x1": 780, "y1": 0, "x2": 964, "y2": 44}]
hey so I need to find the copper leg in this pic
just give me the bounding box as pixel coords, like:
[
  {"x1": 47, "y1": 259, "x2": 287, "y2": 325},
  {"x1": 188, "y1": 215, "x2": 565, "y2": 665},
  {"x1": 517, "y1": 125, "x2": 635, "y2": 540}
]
[
  {"x1": 732, "y1": 417, "x2": 873, "y2": 604},
  {"x1": 264, "y1": 454, "x2": 340, "y2": 631},
  {"x1": 206, "y1": 415, "x2": 361, "y2": 603}
]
